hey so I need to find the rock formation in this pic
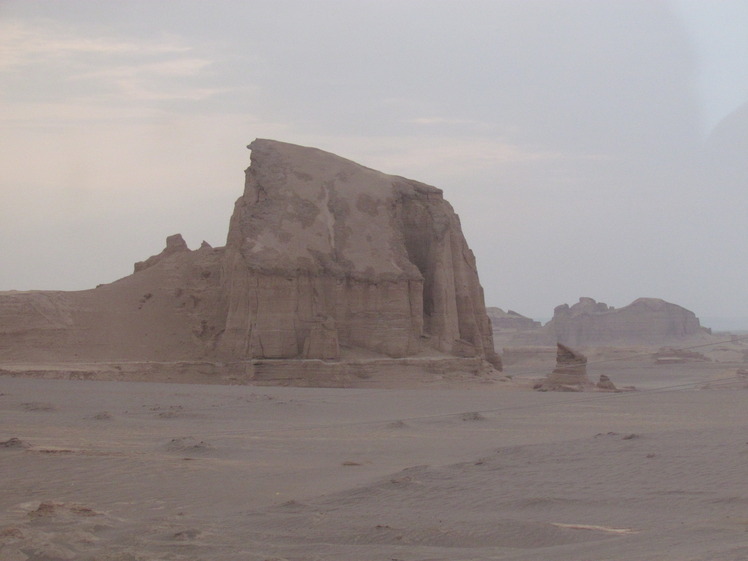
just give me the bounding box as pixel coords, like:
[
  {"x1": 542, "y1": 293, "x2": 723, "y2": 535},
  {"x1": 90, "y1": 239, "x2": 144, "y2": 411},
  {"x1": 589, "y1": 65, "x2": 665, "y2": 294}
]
[
  {"x1": 544, "y1": 297, "x2": 709, "y2": 347},
  {"x1": 486, "y1": 307, "x2": 540, "y2": 331},
  {"x1": 533, "y1": 345, "x2": 626, "y2": 392},
  {"x1": 0, "y1": 139, "x2": 501, "y2": 377},
  {"x1": 534, "y1": 343, "x2": 592, "y2": 391},
  {"x1": 596, "y1": 374, "x2": 617, "y2": 391},
  {"x1": 219, "y1": 140, "x2": 500, "y2": 367}
]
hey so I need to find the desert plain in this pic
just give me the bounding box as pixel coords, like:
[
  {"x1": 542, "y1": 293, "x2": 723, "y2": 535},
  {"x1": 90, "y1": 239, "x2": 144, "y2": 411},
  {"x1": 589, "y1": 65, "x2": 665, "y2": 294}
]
[{"x1": 3, "y1": 342, "x2": 748, "y2": 561}]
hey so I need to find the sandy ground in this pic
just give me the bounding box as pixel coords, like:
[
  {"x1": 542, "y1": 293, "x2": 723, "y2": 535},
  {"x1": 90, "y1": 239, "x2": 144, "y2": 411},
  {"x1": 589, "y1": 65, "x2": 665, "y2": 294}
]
[{"x1": 2, "y1": 358, "x2": 748, "y2": 560}]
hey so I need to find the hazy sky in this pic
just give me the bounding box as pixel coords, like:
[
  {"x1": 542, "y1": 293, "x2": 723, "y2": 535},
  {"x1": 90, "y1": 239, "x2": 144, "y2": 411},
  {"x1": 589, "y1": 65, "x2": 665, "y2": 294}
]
[{"x1": 2, "y1": 1, "x2": 747, "y2": 324}]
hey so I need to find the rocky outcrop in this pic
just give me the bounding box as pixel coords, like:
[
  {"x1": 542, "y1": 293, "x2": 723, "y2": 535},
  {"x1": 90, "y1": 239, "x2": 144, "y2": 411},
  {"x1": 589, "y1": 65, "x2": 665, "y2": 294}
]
[
  {"x1": 0, "y1": 139, "x2": 500, "y2": 374},
  {"x1": 596, "y1": 374, "x2": 617, "y2": 391},
  {"x1": 220, "y1": 139, "x2": 500, "y2": 368},
  {"x1": 534, "y1": 344, "x2": 593, "y2": 391},
  {"x1": 534, "y1": 344, "x2": 626, "y2": 392},
  {"x1": 134, "y1": 233, "x2": 190, "y2": 273},
  {"x1": 486, "y1": 307, "x2": 540, "y2": 331},
  {"x1": 545, "y1": 297, "x2": 708, "y2": 347}
]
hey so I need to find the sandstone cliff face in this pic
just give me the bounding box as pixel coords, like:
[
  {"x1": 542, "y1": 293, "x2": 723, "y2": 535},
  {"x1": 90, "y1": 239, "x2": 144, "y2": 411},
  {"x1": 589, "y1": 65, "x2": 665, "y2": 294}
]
[
  {"x1": 545, "y1": 297, "x2": 707, "y2": 346},
  {"x1": 221, "y1": 139, "x2": 500, "y2": 368}
]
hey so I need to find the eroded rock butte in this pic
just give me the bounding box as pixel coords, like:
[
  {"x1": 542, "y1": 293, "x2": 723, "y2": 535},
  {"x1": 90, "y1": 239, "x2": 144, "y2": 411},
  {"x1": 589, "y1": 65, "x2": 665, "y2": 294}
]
[{"x1": 0, "y1": 139, "x2": 501, "y2": 381}]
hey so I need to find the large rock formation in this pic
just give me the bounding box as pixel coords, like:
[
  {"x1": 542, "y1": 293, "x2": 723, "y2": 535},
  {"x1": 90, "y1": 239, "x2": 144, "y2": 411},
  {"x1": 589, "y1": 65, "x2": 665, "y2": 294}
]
[
  {"x1": 220, "y1": 140, "x2": 499, "y2": 367},
  {"x1": 0, "y1": 139, "x2": 501, "y2": 377},
  {"x1": 545, "y1": 297, "x2": 708, "y2": 347}
]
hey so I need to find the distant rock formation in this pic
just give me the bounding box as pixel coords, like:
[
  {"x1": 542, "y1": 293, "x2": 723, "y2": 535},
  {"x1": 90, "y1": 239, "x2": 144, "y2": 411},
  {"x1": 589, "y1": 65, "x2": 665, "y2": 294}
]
[
  {"x1": 596, "y1": 374, "x2": 617, "y2": 391},
  {"x1": 486, "y1": 307, "x2": 540, "y2": 331},
  {"x1": 533, "y1": 345, "x2": 625, "y2": 392},
  {"x1": 544, "y1": 297, "x2": 709, "y2": 346},
  {"x1": 0, "y1": 140, "x2": 501, "y2": 376}
]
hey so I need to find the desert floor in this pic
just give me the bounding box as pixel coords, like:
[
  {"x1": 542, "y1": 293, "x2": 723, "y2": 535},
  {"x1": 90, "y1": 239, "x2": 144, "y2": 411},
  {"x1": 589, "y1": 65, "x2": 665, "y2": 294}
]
[{"x1": 2, "y1": 356, "x2": 748, "y2": 560}]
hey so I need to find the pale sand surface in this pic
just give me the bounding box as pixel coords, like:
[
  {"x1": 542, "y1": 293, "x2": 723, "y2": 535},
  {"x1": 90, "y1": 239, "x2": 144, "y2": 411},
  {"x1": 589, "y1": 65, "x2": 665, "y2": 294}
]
[{"x1": 2, "y1": 363, "x2": 748, "y2": 560}]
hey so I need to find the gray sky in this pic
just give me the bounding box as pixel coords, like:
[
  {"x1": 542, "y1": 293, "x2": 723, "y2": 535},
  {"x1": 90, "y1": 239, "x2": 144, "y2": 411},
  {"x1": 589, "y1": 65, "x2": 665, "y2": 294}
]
[{"x1": 1, "y1": 0, "x2": 747, "y2": 324}]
